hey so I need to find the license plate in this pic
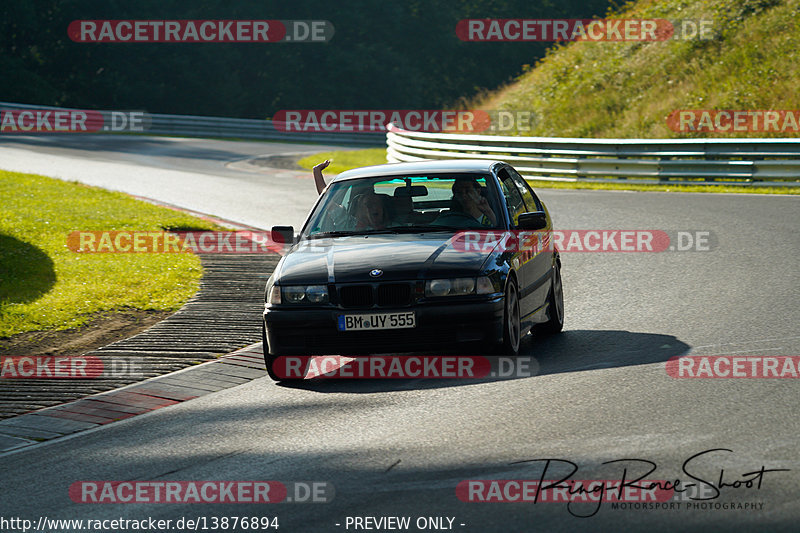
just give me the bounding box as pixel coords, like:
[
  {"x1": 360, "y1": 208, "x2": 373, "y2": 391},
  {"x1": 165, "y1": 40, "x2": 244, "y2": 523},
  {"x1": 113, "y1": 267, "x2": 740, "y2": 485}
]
[{"x1": 337, "y1": 311, "x2": 416, "y2": 331}]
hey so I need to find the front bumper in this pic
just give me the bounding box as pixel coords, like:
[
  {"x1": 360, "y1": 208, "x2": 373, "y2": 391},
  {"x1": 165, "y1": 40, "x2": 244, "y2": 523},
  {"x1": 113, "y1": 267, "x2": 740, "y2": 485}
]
[{"x1": 264, "y1": 297, "x2": 504, "y2": 355}]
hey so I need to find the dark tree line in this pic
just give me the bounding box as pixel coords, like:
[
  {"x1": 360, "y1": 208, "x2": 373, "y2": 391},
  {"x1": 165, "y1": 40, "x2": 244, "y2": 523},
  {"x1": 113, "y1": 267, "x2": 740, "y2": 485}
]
[{"x1": 1, "y1": 0, "x2": 616, "y2": 118}]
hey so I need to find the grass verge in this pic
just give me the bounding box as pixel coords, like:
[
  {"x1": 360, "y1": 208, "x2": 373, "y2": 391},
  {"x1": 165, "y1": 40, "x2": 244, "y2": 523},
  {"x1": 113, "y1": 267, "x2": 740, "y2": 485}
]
[
  {"x1": 0, "y1": 170, "x2": 224, "y2": 338},
  {"x1": 297, "y1": 148, "x2": 388, "y2": 174},
  {"x1": 294, "y1": 149, "x2": 798, "y2": 194},
  {"x1": 471, "y1": 0, "x2": 799, "y2": 139}
]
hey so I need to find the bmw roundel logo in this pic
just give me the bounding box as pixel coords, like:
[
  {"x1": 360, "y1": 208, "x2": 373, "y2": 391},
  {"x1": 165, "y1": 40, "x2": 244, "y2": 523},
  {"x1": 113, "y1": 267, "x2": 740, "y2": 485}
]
[{"x1": 369, "y1": 269, "x2": 383, "y2": 278}]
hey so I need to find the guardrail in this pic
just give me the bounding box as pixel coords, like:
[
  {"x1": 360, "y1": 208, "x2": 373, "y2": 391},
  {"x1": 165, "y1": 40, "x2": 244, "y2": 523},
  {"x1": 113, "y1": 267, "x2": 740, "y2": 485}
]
[
  {"x1": 5, "y1": 102, "x2": 798, "y2": 184},
  {"x1": 386, "y1": 123, "x2": 800, "y2": 186},
  {"x1": 0, "y1": 102, "x2": 385, "y2": 146}
]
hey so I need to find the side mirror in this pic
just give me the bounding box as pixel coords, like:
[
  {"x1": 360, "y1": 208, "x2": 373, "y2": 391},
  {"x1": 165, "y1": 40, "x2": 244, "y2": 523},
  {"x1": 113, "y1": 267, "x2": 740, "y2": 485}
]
[
  {"x1": 517, "y1": 211, "x2": 548, "y2": 231},
  {"x1": 271, "y1": 226, "x2": 296, "y2": 246}
]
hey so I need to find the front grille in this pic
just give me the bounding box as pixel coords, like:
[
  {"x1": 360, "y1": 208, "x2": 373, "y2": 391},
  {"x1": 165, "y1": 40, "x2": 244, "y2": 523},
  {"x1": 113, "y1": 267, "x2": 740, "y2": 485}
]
[
  {"x1": 339, "y1": 285, "x2": 373, "y2": 308},
  {"x1": 337, "y1": 282, "x2": 413, "y2": 308},
  {"x1": 376, "y1": 283, "x2": 411, "y2": 306}
]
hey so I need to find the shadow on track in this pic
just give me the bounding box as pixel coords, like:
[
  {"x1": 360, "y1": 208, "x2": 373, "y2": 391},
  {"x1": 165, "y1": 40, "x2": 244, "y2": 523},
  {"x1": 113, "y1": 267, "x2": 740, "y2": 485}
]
[{"x1": 273, "y1": 329, "x2": 691, "y2": 393}]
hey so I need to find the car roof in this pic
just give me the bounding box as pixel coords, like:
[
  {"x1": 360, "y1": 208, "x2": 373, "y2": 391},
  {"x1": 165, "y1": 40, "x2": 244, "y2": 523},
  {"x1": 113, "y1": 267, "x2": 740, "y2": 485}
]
[{"x1": 332, "y1": 159, "x2": 506, "y2": 182}]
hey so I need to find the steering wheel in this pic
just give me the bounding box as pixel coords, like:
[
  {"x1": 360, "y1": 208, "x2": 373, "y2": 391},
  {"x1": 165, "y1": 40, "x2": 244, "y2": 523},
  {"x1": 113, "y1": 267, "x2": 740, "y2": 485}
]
[
  {"x1": 319, "y1": 203, "x2": 353, "y2": 231},
  {"x1": 433, "y1": 211, "x2": 485, "y2": 228}
]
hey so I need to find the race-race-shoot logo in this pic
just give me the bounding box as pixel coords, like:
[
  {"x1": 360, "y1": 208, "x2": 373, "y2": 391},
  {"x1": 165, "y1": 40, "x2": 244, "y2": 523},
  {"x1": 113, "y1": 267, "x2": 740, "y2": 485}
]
[{"x1": 457, "y1": 450, "x2": 789, "y2": 517}]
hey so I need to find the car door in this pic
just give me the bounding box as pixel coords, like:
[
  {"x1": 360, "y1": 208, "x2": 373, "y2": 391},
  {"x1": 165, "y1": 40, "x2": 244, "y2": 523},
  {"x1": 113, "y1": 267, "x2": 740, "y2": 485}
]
[
  {"x1": 505, "y1": 166, "x2": 553, "y2": 319},
  {"x1": 496, "y1": 167, "x2": 539, "y2": 321}
]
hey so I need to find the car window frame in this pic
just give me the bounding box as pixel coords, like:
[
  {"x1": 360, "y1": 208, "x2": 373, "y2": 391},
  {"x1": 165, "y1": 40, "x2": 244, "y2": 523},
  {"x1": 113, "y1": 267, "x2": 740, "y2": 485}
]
[
  {"x1": 508, "y1": 166, "x2": 543, "y2": 212},
  {"x1": 496, "y1": 167, "x2": 527, "y2": 228},
  {"x1": 300, "y1": 172, "x2": 506, "y2": 237}
]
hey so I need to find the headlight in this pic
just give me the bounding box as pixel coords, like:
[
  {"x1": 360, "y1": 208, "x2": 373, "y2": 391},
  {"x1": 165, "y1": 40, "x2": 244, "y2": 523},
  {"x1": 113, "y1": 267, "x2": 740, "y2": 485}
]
[
  {"x1": 305, "y1": 285, "x2": 329, "y2": 303},
  {"x1": 425, "y1": 277, "x2": 476, "y2": 297},
  {"x1": 283, "y1": 286, "x2": 307, "y2": 303},
  {"x1": 426, "y1": 279, "x2": 452, "y2": 297},
  {"x1": 451, "y1": 278, "x2": 475, "y2": 295},
  {"x1": 279, "y1": 285, "x2": 329, "y2": 304}
]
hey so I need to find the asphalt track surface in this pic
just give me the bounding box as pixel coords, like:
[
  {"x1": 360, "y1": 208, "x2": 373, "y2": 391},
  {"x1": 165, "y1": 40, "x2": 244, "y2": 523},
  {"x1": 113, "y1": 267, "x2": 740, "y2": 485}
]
[{"x1": 1, "y1": 135, "x2": 799, "y2": 532}]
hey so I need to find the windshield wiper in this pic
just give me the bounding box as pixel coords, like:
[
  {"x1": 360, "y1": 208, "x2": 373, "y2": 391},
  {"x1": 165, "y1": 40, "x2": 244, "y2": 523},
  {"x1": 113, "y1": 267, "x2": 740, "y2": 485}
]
[
  {"x1": 307, "y1": 230, "x2": 359, "y2": 238},
  {"x1": 308, "y1": 229, "x2": 401, "y2": 238},
  {"x1": 308, "y1": 226, "x2": 471, "y2": 238},
  {"x1": 389, "y1": 225, "x2": 467, "y2": 233}
]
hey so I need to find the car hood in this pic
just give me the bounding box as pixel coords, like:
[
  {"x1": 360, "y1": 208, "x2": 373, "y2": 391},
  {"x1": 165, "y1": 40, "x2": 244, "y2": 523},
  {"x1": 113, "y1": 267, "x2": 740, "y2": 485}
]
[{"x1": 276, "y1": 233, "x2": 495, "y2": 284}]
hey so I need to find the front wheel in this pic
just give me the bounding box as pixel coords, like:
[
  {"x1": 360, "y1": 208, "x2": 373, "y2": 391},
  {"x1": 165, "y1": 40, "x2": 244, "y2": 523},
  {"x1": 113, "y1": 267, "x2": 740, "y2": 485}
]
[{"x1": 499, "y1": 278, "x2": 522, "y2": 355}]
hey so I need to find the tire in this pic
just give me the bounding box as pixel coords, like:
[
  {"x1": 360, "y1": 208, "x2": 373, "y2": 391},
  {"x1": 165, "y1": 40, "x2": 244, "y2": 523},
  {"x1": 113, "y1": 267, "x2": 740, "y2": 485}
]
[
  {"x1": 263, "y1": 322, "x2": 305, "y2": 382},
  {"x1": 536, "y1": 261, "x2": 564, "y2": 335},
  {"x1": 499, "y1": 278, "x2": 522, "y2": 356}
]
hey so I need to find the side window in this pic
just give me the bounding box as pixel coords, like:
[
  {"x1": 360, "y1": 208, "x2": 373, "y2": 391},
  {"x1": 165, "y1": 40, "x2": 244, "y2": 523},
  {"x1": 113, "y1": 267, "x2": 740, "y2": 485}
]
[
  {"x1": 509, "y1": 167, "x2": 541, "y2": 212},
  {"x1": 497, "y1": 169, "x2": 526, "y2": 226}
]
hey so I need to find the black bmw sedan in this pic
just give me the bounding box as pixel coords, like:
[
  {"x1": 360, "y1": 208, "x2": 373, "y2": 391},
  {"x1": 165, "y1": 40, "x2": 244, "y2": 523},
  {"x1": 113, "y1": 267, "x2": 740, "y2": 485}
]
[{"x1": 262, "y1": 160, "x2": 563, "y2": 380}]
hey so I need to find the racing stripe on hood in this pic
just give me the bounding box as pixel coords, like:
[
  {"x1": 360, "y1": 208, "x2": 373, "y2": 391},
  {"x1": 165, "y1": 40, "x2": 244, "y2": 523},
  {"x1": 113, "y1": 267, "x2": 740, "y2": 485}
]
[{"x1": 326, "y1": 245, "x2": 336, "y2": 283}]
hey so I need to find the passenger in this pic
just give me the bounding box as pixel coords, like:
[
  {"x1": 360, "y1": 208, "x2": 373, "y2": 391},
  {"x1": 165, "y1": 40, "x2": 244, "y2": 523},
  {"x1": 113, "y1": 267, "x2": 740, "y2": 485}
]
[
  {"x1": 315, "y1": 159, "x2": 389, "y2": 231},
  {"x1": 350, "y1": 191, "x2": 388, "y2": 230},
  {"x1": 451, "y1": 177, "x2": 497, "y2": 226},
  {"x1": 313, "y1": 159, "x2": 332, "y2": 194}
]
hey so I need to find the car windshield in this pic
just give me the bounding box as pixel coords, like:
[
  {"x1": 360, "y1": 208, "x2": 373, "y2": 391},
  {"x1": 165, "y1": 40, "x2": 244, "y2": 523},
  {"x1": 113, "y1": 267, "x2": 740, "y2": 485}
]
[{"x1": 303, "y1": 173, "x2": 503, "y2": 237}]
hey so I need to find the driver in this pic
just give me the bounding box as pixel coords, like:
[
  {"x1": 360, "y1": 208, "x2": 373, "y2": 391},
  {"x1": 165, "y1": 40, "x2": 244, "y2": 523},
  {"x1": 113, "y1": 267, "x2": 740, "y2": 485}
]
[{"x1": 451, "y1": 177, "x2": 497, "y2": 226}]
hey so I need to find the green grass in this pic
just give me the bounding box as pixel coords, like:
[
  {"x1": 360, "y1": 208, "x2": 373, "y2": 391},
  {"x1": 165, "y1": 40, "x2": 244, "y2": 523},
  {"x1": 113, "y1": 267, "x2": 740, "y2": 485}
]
[
  {"x1": 0, "y1": 170, "x2": 224, "y2": 337},
  {"x1": 471, "y1": 0, "x2": 800, "y2": 139},
  {"x1": 293, "y1": 148, "x2": 798, "y2": 194},
  {"x1": 296, "y1": 148, "x2": 388, "y2": 174}
]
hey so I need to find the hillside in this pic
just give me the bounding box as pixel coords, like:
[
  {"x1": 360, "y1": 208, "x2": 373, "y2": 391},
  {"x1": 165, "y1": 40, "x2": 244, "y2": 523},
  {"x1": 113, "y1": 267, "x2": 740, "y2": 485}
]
[
  {"x1": 0, "y1": 0, "x2": 613, "y2": 118},
  {"x1": 471, "y1": 0, "x2": 799, "y2": 138}
]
